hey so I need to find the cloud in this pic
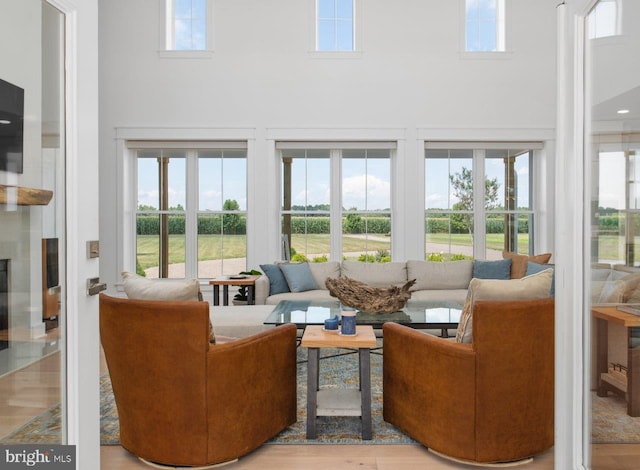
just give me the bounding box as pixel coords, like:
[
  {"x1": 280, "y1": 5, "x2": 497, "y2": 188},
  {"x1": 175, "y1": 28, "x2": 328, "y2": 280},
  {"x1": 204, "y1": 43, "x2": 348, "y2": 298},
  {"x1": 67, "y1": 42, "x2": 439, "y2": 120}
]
[{"x1": 342, "y1": 174, "x2": 390, "y2": 210}]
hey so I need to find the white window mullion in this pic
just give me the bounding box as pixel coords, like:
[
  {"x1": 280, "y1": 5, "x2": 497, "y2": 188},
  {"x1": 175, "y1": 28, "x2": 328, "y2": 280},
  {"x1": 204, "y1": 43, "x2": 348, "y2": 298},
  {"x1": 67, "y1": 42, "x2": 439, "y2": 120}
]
[
  {"x1": 165, "y1": 0, "x2": 175, "y2": 50},
  {"x1": 330, "y1": 149, "x2": 342, "y2": 261},
  {"x1": 473, "y1": 149, "x2": 486, "y2": 258},
  {"x1": 185, "y1": 150, "x2": 198, "y2": 279},
  {"x1": 496, "y1": 0, "x2": 506, "y2": 50}
]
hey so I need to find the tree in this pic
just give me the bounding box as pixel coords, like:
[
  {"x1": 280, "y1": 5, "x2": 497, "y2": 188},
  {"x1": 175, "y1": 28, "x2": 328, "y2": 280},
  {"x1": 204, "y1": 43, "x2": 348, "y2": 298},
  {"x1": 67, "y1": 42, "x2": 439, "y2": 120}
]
[
  {"x1": 222, "y1": 199, "x2": 240, "y2": 235},
  {"x1": 343, "y1": 209, "x2": 362, "y2": 234},
  {"x1": 449, "y1": 167, "x2": 500, "y2": 234}
]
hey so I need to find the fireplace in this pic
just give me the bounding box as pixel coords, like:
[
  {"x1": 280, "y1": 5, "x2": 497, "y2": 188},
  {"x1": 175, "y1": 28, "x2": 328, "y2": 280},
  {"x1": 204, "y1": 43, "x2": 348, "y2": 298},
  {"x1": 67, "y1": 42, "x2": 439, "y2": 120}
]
[{"x1": 0, "y1": 259, "x2": 8, "y2": 351}]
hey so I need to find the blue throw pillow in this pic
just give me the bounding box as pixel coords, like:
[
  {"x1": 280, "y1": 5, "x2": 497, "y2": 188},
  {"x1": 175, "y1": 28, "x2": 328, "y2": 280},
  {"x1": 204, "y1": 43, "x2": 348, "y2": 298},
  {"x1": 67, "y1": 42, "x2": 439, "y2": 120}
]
[
  {"x1": 472, "y1": 258, "x2": 512, "y2": 280},
  {"x1": 279, "y1": 262, "x2": 319, "y2": 292},
  {"x1": 260, "y1": 264, "x2": 290, "y2": 295},
  {"x1": 526, "y1": 261, "x2": 555, "y2": 296}
]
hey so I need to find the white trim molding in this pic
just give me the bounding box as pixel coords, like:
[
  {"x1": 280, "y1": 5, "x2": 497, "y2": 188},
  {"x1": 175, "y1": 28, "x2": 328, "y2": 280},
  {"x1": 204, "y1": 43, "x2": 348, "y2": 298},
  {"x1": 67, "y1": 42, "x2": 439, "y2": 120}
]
[{"x1": 554, "y1": 1, "x2": 592, "y2": 469}]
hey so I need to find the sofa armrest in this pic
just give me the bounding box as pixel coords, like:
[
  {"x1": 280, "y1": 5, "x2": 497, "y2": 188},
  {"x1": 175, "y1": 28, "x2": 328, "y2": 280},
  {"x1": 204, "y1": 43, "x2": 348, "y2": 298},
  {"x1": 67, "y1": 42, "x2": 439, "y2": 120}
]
[
  {"x1": 253, "y1": 274, "x2": 269, "y2": 305},
  {"x1": 383, "y1": 322, "x2": 477, "y2": 461}
]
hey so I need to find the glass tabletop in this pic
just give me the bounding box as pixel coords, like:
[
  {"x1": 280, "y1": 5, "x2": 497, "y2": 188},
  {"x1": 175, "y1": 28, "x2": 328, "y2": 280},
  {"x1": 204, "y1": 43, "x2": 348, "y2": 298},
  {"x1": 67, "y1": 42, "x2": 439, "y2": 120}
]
[{"x1": 264, "y1": 299, "x2": 463, "y2": 328}]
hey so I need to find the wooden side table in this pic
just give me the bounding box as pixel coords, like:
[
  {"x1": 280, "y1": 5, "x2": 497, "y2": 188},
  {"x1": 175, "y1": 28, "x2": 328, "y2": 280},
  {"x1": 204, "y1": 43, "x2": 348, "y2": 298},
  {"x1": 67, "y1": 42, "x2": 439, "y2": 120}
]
[
  {"x1": 208, "y1": 275, "x2": 261, "y2": 306},
  {"x1": 301, "y1": 325, "x2": 377, "y2": 440},
  {"x1": 592, "y1": 306, "x2": 640, "y2": 417}
]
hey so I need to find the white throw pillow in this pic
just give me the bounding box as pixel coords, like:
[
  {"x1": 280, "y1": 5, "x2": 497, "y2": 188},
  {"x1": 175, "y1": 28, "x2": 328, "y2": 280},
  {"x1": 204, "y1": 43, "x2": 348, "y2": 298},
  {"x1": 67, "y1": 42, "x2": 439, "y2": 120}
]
[
  {"x1": 121, "y1": 271, "x2": 201, "y2": 301},
  {"x1": 121, "y1": 272, "x2": 215, "y2": 343},
  {"x1": 598, "y1": 273, "x2": 640, "y2": 304},
  {"x1": 455, "y1": 269, "x2": 553, "y2": 344}
]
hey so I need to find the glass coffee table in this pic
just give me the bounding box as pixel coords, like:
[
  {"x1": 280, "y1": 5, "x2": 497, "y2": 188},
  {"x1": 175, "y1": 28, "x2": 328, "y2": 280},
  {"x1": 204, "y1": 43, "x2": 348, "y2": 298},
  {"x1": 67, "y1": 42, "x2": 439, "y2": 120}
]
[{"x1": 264, "y1": 299, "x2": 463, "y2": 337}]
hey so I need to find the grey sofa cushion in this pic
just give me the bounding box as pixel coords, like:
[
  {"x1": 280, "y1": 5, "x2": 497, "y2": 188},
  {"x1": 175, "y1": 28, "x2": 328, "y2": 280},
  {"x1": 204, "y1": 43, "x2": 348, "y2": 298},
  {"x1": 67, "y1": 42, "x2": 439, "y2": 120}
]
[
  {"x1": 265, "y1": 289, "x2": 336, "y2": 305},
  {"x1": 308, "y1": 261, "x2": 340, "y2": 290},
  {"x1": 341, "y1": 260, "x2": 407, "y2": 287},
  {"x1": 407, "y1": 260, "x2": 473, "y2": 291},
  {"x1": 409, "y1": 289, "x2": 469, "y2": 305}
]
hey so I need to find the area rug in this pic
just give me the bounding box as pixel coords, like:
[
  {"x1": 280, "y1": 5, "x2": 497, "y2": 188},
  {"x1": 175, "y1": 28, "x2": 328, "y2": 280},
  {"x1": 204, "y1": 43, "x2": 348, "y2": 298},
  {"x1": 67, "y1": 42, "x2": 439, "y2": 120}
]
[
  {"x1": 100, "y1": 342, "x2": 416, "y2": 445},
  {"x1": 0, "y1": 403, "x2": 62, "y2": 444},
  {"x1": 3, "y1": 352, "x2": 640, "y2": 445},
  {"x1": 591, "y1": 392, "x2": 640, "y2": 443}
]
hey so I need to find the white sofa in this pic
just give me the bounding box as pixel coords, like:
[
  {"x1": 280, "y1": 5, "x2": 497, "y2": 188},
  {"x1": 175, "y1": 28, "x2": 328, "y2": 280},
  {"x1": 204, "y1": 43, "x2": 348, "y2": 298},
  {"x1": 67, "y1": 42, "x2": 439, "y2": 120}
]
[
  {"x1": 591, "y1": 263, "x2": 640, "y2": 304},
  {"x1": 254, "y1": 260, "x2": 474, "y2": 306}
]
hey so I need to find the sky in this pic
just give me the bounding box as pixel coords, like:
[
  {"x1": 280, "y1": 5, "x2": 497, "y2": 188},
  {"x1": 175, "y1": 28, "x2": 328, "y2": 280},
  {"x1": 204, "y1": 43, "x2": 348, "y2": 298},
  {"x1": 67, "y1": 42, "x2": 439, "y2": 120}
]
[
  {"x1": 289, "y1": 156, "x2": 391, "y2": 211},
  {"x1": 425, "y1": 151, "x2": 530, "y2": 210},
  {"x1": 137, "y1": 150, "x2": 535, "y2": 213},
  {"x1": 137, "y1": 155, "x2": 247, "y2": 211}
]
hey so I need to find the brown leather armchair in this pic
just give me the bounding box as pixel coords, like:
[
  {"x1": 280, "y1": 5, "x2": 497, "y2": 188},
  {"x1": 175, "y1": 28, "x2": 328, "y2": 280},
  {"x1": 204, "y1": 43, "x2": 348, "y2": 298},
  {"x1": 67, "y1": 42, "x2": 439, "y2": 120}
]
[
  {"x1": 99, "y1": 294, "x2": 297, "y2": 467},
  {"x1": 383, "y1": 297, "x2": 554, "y2": 465}
]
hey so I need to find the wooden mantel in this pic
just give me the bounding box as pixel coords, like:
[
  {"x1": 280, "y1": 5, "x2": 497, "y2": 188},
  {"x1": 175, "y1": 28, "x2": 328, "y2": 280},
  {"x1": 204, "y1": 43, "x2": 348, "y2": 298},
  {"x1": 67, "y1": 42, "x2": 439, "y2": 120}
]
[{"x1": 0, "y1": 184, "x2": 53, "y2": 206}]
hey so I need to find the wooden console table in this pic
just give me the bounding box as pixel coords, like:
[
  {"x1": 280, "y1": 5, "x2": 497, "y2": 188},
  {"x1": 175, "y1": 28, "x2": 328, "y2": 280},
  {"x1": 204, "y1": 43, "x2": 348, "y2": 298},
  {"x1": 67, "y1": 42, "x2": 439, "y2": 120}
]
[{"x1": 592, "y1": 306, "x2": 640, "y2": 416}]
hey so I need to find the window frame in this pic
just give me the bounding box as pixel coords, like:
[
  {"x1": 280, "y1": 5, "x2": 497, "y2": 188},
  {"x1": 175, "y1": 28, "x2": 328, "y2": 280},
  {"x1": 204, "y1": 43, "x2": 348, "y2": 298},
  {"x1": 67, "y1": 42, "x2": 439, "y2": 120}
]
[
  {"x1": 160, "y1": 0, "x2": 214, "y2": 58},
  {"x1": 310, "y1": 0, "x2": 363, "y2": 57},
  {"x1": 460, "y1": 0, "x2": 512, "y2": 59},
  {"x1": 425, "y1": 142, "x2": 541, "y2": 261},
  {"x1": 278, "y1": 142, "x2": 395, "y2": 262},
  {"x1": 127, "y1": 141, "x2": 248, "y2": 280},
  {"x1": 588, "y1": 0, "x2": 621, "y2": 39}
]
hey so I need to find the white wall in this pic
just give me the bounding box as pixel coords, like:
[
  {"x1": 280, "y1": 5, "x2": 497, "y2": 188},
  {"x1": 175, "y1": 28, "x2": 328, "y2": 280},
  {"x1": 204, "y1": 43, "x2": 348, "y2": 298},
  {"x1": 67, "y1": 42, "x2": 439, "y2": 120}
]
[
  {"x1": 590, "y1": 0, "x2": 640, "y2": 109},
  {"x1": 99, "y1": 0, "x2": 559, "y2": 288}
]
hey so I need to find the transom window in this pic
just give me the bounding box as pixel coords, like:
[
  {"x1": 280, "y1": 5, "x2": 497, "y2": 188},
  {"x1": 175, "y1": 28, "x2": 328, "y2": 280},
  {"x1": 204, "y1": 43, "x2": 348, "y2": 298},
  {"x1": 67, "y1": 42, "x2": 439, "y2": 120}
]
[
  {"x1": 166, "y1": 0, "x2": 207, "y2": 50},
  {"x1": 316, "y1": 0, "x2": 355, "y2": 51},
  {"x1": 588, "y1": 0, "x2": 619, "y2": 39},
  {"x1": 279, "y1": 143, "x2": 393, "y2": 262},
  {"x1": 464, "y1": 0, "x2": 506, "y2": 52},
  {"x1": 133, "y1": 143, "x2": 247, "y2": 279},
  {"x1": 425, "y1": 143, "x2": 537, "y2": 261}
]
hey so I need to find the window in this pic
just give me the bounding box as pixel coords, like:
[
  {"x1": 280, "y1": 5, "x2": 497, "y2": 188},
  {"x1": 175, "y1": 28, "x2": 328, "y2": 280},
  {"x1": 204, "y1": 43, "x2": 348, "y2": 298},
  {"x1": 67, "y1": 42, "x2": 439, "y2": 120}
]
[
  {"x1": 280, "y1": 144, "x2": 392, "y2": 262},
  {"x1": 316, "y1": 0, "x2": 355, "y2": 51},
  {"x1": 592, "y1": 146, "x2": 640, "y2": 266},
  {"x1": 425, "y1": 144, "x2": 536, "y2": 261},
  {"x1": 134, "y1": 143, "x2": 247, "y2": 279},
  {"x1": 465, "y1": 0, "x2": 505, "y2": 52},
  {"x1": 166, "y1": 0, "x2": 207, "y2": 51},
  {"x1": 425, "y1": 150, "x2": 474, "y2": 261},
  {"x1": 588, "y1": 0, "x2": 619, "y2": 39}
]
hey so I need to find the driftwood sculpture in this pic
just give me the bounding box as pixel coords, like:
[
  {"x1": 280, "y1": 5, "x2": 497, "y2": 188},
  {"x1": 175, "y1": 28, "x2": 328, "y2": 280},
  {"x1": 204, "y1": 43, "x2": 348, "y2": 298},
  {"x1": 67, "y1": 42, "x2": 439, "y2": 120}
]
[{"x1": 325, "y1": 276, "x2": 416, "y2": 314}]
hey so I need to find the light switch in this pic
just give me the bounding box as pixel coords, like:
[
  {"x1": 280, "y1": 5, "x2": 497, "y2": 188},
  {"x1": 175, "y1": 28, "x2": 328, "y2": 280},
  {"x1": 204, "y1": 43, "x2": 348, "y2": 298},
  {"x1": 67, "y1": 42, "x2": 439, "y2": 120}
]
[{"x1": 87, "y1": 240, "x2": 99, "y2": 258}]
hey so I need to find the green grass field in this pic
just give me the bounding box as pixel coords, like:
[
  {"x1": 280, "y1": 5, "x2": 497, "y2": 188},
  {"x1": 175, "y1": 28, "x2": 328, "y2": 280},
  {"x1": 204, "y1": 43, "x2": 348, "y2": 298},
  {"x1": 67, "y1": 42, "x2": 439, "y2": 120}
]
[
  {"x1": 136, "y1": 234, "x2": 392, "y2": 271},
  {"x1": 426, "y1": 233, "x2": 531, "y2": 254},
  {"x1": 136, "y1": 233, "x2": 631, "y2": 271}
]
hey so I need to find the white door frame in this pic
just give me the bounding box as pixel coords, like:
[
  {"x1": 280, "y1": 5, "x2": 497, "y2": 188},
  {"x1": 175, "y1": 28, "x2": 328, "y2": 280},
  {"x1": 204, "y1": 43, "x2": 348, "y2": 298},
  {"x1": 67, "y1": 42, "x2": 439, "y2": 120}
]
[
  {"x1": 555, "y1": 1, "x2": 597, "y2": 469},
  {"x1": 48, "y1": 0, "x2": 101, "y2": 468}
]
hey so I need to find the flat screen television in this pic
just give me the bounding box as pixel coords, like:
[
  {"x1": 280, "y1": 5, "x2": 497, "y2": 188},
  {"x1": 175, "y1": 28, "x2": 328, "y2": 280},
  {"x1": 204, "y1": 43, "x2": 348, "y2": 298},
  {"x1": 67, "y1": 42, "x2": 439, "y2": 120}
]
[{"x1": 0, "y1": 78, "x2": 24, "y2": 174}]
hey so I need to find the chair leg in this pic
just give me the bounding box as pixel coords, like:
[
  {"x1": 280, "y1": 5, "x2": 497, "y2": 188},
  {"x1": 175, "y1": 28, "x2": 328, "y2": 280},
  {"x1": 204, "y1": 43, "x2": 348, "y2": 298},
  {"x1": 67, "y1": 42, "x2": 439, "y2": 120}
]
[{"x1": 138, "y1": 457, "x2": 239, "y2": 469}]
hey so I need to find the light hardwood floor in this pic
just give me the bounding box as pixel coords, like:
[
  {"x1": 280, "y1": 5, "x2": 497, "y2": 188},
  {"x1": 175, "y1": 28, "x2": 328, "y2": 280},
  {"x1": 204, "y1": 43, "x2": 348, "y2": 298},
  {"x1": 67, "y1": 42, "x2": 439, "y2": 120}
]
[
  {"x1": 0, "y1": 336, "x2": 638, "y2": 469},
  {"x1": 101, "y1": 443, "x2": 640, "y2": 470},
  {"x1": 101, "y1": 444, "x2": 553, "y2": 469}
]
